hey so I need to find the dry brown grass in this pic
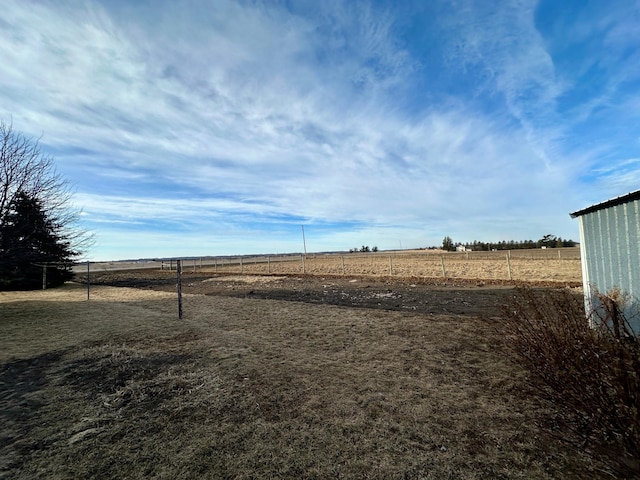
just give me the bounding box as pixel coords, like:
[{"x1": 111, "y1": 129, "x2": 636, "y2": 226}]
[
  {"x1": 0, "y1": 281, "x2": 609, "y2": 479},
  {"x1": 0, "y1": 284, "x2": 177, "y2": 361},
  {"x1": 204, "y1": 249, "x2": 582, "y2": 283}
]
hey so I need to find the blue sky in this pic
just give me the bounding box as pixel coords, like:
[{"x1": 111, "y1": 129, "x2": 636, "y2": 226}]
[{"x1": 1, "y1": 0, "x2": 639, "y2": 261}]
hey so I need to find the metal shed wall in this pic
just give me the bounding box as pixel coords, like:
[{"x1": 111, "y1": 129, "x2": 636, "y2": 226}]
[{"x1": 576, "y1": 198, "x2": 640, "y2": 331}]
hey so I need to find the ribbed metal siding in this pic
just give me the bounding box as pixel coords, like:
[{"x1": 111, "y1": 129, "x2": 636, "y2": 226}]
[{"x1": 578, "y1": 199, "x2": 640, "y2": 331}]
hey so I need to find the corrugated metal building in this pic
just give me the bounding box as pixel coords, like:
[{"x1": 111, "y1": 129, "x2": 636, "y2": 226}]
[{"x1": 570, "y1": 190, "x2": 640, "y2": 332}]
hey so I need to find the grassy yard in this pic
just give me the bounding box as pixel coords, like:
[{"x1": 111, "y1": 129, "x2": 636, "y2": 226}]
[{"x1": 0, "y1": 282, "x2": 609, "y2": 479}]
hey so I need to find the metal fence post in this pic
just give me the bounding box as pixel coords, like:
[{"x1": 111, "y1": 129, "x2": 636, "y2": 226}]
[{"x1": 177, "y1": 260, "x2": 183, "y2": 320}]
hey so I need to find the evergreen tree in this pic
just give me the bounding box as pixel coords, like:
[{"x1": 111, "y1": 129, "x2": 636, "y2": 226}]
[
  {"x1": 0, "y1": 192, "x2": 76, "y2": 289},
  {"x1": 442, "y1": 236, "x2": 454, "y2": 251},
  {"x1": 537, "y1": 234, "x2": 557, "y2": 248}
]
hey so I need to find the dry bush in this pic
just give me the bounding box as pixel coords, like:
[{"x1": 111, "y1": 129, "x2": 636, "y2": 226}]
[{"x1": 501, "y1": 287, "x2": 640, "y2": 476}]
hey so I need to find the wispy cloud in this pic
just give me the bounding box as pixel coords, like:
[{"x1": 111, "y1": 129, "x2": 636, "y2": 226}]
[{"x1": 1, "y1": 0, "x2": 638, "y2": 259}]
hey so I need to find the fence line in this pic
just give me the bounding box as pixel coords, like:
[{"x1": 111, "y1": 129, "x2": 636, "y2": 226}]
[
  {"x1": 72, "y1": 249, "x2": 582, "y2": 322},
  {"x1": 199, "y1": 250, "x2": 581, "y2": 283},
  {"x1": 74, "y1": 248, "x2": 582, "y2": 283}
]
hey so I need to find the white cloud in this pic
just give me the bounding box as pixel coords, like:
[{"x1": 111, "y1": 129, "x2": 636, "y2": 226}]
[
  {"x1": 3, "y1": 0, "x2": 635, "y2": 259},
  {"x1": 439, "y1": 1, "x2": 566, "y2": 168}
]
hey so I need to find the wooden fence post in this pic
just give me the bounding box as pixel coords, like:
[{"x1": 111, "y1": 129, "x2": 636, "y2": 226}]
[
  {"x1": 341, "y1": 256, "x2": 345, "y2": 274},
  {"x1": 506, "y1": 253, "x2": 512, "y2": 280},
  {"x1": 240, "y1": 256, "x2": 243, "y2": 273},
  {"x1": 87, "y1": 261, "x2": 90, "y2": 301},
  {"x1": 389, "y1": 256, "x2": 393, "y2": 274},
  {"x1": 440, "y1": 256, "x2": 446, "y2": 277},
  {"x1": 42, "y1": 265, "x2": 47, "y2": 290},
  {"x1": 268, "y1": 256, "x2": 271, "y2": 273},
  {"x1": 302, "y1": 254, "x2": 306, "y2": 274}
]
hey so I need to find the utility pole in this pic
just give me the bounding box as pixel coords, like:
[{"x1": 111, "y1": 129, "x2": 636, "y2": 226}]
[{"x1": 302, "y1": 225, "x2": 307, "y2": 257}]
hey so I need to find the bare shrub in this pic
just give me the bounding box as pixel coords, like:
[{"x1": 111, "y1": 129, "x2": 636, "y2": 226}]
[{"x1": 501, "y1": 287, "x2": 640, "y2": 476}]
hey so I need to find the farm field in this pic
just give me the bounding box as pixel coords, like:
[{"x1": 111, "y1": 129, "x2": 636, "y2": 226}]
[
  {"x1": 2, "y1": 256, "x2": 613, "y2": 479},
  {"x1": 207, "y1": 249, "x2": 582, "y2": 283},
  {"x1": 82, "y1": 247, "x2": 582, "y2": 284}
]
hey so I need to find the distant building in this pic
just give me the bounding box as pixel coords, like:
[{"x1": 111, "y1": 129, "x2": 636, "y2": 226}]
[
  {"x1": 456, "y1": 245, "x2": 466, "y2": 252},
  {"x1": 570, "y1": 190, "x2": 640, "y2": 332}
]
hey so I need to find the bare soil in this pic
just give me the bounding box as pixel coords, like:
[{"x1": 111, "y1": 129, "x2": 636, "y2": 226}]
[
  {"x1": 0, "y1": 270, "x2": 612, "y2": 479},
  {"x1": 88, "y1": 269, "x2": 582, "y2": 317}
]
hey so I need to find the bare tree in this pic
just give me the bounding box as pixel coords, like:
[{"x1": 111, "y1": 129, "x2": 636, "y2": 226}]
[
  {"x1": 1, "y1": 121, "x2": 66, "y2": 213},
  {"x1": 0, "y1": 120, "x2": 90, "y2": 256}
]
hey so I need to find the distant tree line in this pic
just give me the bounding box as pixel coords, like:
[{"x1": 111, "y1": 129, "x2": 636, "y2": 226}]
[
  {"x1": 349, "y1": 245, "x2": 379, "y2": 253},
  {"x1": 440, "y1": 234, "x2": 577, "y2": 252}
]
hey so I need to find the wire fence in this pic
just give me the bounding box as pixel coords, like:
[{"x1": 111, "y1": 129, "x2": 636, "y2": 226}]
[
  {"x1": 75, "y1": 248, "x2": 582, "y2": 284},
  {"x1": 202, "y1": 248, "x2": 582, "y2": 283},
  {"x1": 71, "y1": 248, "x2": 582, "y2": 320}
]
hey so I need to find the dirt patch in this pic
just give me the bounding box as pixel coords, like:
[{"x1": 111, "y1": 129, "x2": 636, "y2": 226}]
[
  {"x1": 203, "y1": 275, "x2": 287, "y2": 283},
  {"x1": 97, "y1": 270, "x2": 580, "y2": 317}
]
